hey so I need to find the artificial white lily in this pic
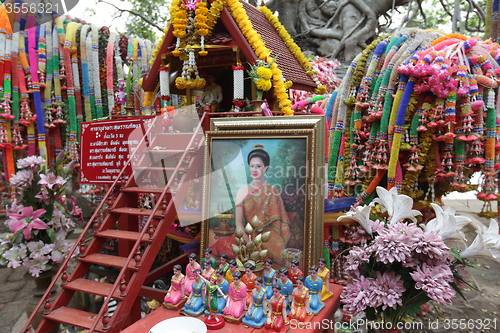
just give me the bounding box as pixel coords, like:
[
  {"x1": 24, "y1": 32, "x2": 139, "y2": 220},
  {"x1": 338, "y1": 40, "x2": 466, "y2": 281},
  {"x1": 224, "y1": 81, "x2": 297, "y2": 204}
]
[
  {"x1": 337, "y1": 204, "x2": 373, "y2": 235},
  {"x1": 423, "y1": 203, "x2": 471, "y2": 242},
  {"x1": 477, "y1": 219, "x2": 500, "y2": 258},
  {"x1": 460, "y1": 232, "x2": 488, "y2": 259},
  {"x1": 373, "y1": 186, "x2": 421, "y2": 224}
]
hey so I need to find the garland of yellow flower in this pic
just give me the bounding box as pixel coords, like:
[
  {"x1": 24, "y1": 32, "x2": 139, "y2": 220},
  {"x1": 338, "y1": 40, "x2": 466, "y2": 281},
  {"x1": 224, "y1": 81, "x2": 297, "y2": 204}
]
[
  {"x1": 206, "y1": 0, "x2": 224, "y2": 34},
  {"x1": 258, "y1": 5, "x2": 326, "y2": 95},
  {"x1": 225, "y1": 0, "x2": 293, "y2": 115}
]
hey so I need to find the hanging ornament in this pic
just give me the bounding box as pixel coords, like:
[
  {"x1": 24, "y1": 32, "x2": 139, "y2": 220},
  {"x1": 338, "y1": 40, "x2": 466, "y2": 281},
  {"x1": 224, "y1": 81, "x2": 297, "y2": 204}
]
[{"x1": 159, "y1": 66, "x2": 171, "y2": 101}]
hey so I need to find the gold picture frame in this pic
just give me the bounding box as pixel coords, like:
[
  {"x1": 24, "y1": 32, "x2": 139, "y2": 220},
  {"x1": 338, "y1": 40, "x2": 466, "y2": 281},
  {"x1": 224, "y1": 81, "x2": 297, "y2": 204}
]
[{"x1": 201, "y1": 116, "x2": 325, "y2": 272}]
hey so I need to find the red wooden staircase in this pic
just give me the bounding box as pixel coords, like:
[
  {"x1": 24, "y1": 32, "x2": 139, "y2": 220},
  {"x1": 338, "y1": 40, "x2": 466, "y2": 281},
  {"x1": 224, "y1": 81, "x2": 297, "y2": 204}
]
[{"x1": 22, "y1": 113, "x2": 206, "y2": 333}]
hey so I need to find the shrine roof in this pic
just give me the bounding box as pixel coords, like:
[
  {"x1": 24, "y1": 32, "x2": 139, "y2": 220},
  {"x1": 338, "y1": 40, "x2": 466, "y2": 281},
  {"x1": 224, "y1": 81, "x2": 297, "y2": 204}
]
[{"x1": 142, "y1": 1, "x2": 317, "y2": 92}]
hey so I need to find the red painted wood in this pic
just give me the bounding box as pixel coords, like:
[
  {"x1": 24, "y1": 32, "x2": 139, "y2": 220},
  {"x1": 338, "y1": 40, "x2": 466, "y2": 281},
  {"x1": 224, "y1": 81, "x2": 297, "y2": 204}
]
[
  {"x1": 64, "y1": 278, "x2": 123, "y2": 299},
  {"x1": 43, "y1": 307, "x2": 105, "y2": 332},
  {"x1": 110, "y1": 207, "x2": 165, "y2": 218},
  {"x1": 96, "y1": 229, "x2": 153, "y2": 243},
  {"x1": 121, "y1": 284, "x2": 343, "y2": 333}
]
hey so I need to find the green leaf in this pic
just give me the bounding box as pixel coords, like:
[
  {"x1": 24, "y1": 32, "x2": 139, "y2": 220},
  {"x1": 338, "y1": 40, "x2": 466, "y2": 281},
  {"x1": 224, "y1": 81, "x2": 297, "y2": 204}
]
[{"x1": 47, "y1": 228, "x2": 56, "y2": 243}]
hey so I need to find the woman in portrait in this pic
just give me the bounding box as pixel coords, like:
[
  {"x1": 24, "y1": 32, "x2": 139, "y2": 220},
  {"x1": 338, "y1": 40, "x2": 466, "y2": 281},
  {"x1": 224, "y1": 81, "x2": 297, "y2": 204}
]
[
  {"x1": 289, "y1": 276, "x2": 310, "y2": 322},
  {"x1": 182, "y1": 269, "x2": 206, "y2": 316},
  {"x1": 211, "y1": 144, "x2": 292, "y2": 267},
  {"x1": 263, "y1": 284, "x2": 288, "y2": 332},
  {"x1": 318, "y1": 258, "x2": 333, "y2": 302}
]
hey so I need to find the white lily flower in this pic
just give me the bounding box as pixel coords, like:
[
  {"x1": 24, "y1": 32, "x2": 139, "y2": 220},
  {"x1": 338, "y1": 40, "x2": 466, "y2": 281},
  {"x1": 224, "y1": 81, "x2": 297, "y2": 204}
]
[
  {"x1": 460, "y1": 232, "x2": 489, "y2": 259},
  {"x1": 423, "y1": 203, "x2": 471, "y2": 242},
  {"x1": 337, "y1": 204, "x2": 372, "y2": 235},
  {"x1": 477, "y1": 219, "x2": 500, "y2": 258},
  {"x1": 373, "y1": 186, "x2": 421, "y2": 224}
]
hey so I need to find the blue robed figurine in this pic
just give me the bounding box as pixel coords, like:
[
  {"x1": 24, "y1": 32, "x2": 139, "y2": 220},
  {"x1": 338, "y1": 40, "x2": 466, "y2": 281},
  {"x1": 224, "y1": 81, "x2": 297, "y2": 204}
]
[
  {"x1": 242, "y1": 277, "x2": 268, "y2": 328},
  {"x1": 182, "y1": 269, "x2": 206, "y2": 316},
  {"x1": 304, "y1": 265, "x2": 325, "y2": 314},
  {"x1": 262, "y1": 259, "x2": 276, "y2": 299},
  {"x1": 278, "y1": 268, "x2": 293, "y2": 312}
]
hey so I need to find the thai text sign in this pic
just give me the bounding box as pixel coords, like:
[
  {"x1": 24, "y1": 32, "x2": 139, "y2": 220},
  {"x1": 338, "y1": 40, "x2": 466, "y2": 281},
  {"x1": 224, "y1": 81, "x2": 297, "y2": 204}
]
[{"x1": 80, "y1": 118, "x2": 147, "y2": 184}]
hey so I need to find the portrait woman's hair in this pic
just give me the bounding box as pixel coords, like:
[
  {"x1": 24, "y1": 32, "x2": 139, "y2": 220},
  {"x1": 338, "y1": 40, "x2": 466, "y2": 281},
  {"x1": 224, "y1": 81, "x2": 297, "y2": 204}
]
[
  {"x1": 296, "y1": 276, "x2": 305, "y2": 283},
  {"x1": 318, "y1": 258, "x2": 327, "y2": 265},
  {"x1": 221, "y1": 254, "x2": 228, "y2": 260},
  {"x1": 265, "y1": 259, "x2": 273, "y2": 265},
  {"x1": 247, "y1": 144, "x2": 270, "y2": 167},
  {"x1": 173, "y1": 264, "x2": 182, "y2": 271},
  {"x1": 309, "y1": 265, "x2": 319, "y2": 272},
  {"x1": 188, "y1": 253, "x2": 197, "y2": 260},
  {"x1": 279, "y1": 268, "x2": 288, "y2": 276},
  {"x1": 233, "y1": 271, "x2": 243, "y2": 279},
  {"x1": 272, "y1": 283, "x2": 281, "y2": 290},
  {"x1": 216, "y1": 268, "x2": 224, "y2": 275},
  {"x1": 194, "y1": 269, "x2": 202, "y2": 274},
  {"x1": 255, "y1": 277, "x2": 263, "y2": 284}
]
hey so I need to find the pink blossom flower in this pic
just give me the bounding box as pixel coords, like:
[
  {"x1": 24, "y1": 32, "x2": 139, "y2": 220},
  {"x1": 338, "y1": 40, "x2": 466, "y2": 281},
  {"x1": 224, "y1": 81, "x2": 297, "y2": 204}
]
[
  {"x1": 24, "y1": 253, "x2": 51, "y2": 277},
  {"x1": 38, "y1": 172, "x2": 65, "y2": 190},
  {"x1": 9, "y1": 170, "x2": 33, "y2": 190},
  {"x1": 340, "y1": 275, "x2": 375, "y2": 315},
  {"x1": 344, "y1": 246, "x2": 371, "y2": 276},
  {"x1": 410, "y1": 263, "x2": 455, "y2": 305},
  {"x1": 2, "y1": 244, "x2": 28, "y2": 268},
  {"x1": 372, "y1": 224, "x2": 414, "y2": 264},
  {"x1": 185, "y1": 0, "x2": 198, "y2": 10},
  {"x1": 16, "y1": 155, "x2": 46, "y2": 169},
  {"x1": 414, "y1": 230, "x2": 450, "y2": 264},
  {"x1": 371, "y1": 271, "x2": 405, "y2": 310},
  {"x1": 9, "y1": 207, "x2": 48, "y2": 240}
]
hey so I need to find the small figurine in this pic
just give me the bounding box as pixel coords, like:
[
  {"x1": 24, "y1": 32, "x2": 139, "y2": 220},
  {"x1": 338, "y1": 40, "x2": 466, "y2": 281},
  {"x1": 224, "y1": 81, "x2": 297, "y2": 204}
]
[
  {"x1": 208, "y1": 268, "x2": 230, "y2": 314},
  {"x1": 201, "y1": 270, "x2": 226, "y2": 315},
  {"x1": 242, "y1": 277, "x2": 268, "y2": 328},
  {"x1": 262, "y1": 259, "x2": 276, "y2": 299},
  {"x1": 163, "y1": 265, "x2": 185, "y2": 308},
  {"x1": 201, "y1": 247, "x2": 217, "y2": 269},
  {"x1": 318, "y1": 258, "x2": 334, "y2": 302},
  {"x1": 202, "y1": 258, "x2": 216, "y2": 284},
  {"x1": 225, "y1": 259, "x2": 238, "y2": 284},
  {"x1": 278, "y1": 268, "x2": 293, "y2": 311},
  {"x1": 262, "y1": 284, "x2": 288, "y2": 332},
  {"x1": 218, "y1": 254, "x2": 230, "y2": 276},
  {"x1": 304, "y1": 265, "x2": 325, "y2": 314},
  {"x1": 241, "y1": 262, "x2": 257, "y2": 307},
  {"x1": 184, "y1": 253, "x2": 201, "y2": 296},
  {"x1": 182, "y1": 269, "x2": 206, "y2": 316},
  {"x1": 289, "y1": 276, "x2": 311, "y2": 322},
  {"x1": 288, "y1": 259, "x2": 304, "y2": 287},
  {"x1": 222, "y1": 271, "x2": 247, "y2": 320}
]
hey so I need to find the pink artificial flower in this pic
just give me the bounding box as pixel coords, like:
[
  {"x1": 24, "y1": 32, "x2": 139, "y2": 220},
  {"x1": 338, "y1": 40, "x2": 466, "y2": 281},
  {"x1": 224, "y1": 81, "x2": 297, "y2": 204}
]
[
  {"x1": 16, "y1": 156, "x2": 46, "y2": 169},
  {"x1": 371, "y1": 271, "x2": 405, "y2": 310},
  {"x1": 24, "y1": 253, "x2": 51, "y2": 277},
  {"x1": 410, "y1": 263, "x2": 455, "y2": 305},
  {"x1": 372, "y1": 224, "x2": 414, "y2": 264},
  {"x1": 9, "y1": 170, "x2": 34, "y2": 190},
  {"x1": 9, "y1": 207, "x2": 48, "y2": 240},
  {"x1": 340, "y1": 275, "x2": 375, "y2": 315},
  {"x1": 35, "y1": 187, "x2": 51, "y2": 205},
  {"x1": 344, "y1": 246, "x2": 371, "y2": 277},
  {"x1": 184, "y1": 0, "x2": 198, "y2": 10},
  {"x1": 38, "y1": 172, "x2": 65, "y2": 190},
  {"x1": 2, "y1": 244, "x2": 28, "y2": 268}
]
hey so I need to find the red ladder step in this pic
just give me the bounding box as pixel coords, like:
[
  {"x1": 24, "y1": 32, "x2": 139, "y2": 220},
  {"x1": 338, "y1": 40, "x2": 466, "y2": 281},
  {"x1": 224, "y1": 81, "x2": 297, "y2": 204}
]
[
  {"x1": 78, "y1": 253, "x2": 138, "y2": 270},
  {"x1": 110, "y1": 207, "x2": 164, "y2": 218},
  {"x1": 95, "y1": 229, "x2": 153, "y2": 243},
  {"x1": 64, "y1": 278, "x2": 123, "y2": 299},
  {"x1": 43, "y1": 307, "x2": 105, "y2": 332}
]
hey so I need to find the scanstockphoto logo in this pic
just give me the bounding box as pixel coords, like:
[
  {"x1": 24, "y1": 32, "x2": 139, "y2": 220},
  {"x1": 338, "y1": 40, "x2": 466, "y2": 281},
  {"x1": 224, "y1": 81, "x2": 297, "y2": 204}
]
[{"x1": 2, "y1": 0, "x2": 79, "y2": 32}]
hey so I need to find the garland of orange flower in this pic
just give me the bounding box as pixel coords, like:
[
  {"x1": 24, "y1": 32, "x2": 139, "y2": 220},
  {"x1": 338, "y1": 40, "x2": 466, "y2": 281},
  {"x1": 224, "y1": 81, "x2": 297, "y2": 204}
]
[
  {"x1": 258, "y1": 5, "x2": 326, "y2": 95},
  {"x1": 225, "y1": 0, "x2": 293, "y2": 115}
]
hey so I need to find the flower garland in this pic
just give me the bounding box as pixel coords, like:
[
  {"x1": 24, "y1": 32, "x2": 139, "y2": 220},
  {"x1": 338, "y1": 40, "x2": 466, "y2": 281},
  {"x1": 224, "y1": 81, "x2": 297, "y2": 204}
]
[{"x1": 226, "y1": 0, "x2": 294, "y2": 115}]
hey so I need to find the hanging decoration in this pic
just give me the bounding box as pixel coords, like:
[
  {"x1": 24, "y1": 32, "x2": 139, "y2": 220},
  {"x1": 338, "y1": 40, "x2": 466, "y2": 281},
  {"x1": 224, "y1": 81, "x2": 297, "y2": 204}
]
[
  {"x1": 0, "y1": 5, "x2": 153, "y2": 180},
  {"x1": 328, "y1": 28, "x2": 500, "y2": 217},
  {"x1": 159, "y1": 66, "x2": 171, "y2": 101}
]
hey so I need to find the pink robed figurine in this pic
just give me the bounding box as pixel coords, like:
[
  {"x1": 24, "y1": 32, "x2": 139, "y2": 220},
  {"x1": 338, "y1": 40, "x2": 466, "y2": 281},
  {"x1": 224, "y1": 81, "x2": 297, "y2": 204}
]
[
  {"x1": 164, "y1": 264, "x2": 185, "y2": 305},
  {"x1": 184, "y1": 253, "x2": 201, "y2": 296},
  {"x1": 223, "y1": 271, "x2": 247, "y2": 318}
]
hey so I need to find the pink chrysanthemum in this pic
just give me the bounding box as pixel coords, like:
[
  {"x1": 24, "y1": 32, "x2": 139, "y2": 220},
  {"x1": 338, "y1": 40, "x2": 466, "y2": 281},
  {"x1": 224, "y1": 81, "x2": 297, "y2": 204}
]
[
  {"x1": 410, "y1": 263, "x2": 455, "y2": 305},
  {"x1": 344, "y1": 246, "x2": 371, "y2": 276},
  {"x1": 371, "y1": 271, "x2": 405, "y2": 310},
  {"x1": 413, "y1": 230, "x2": 450, "y2": 264},
  {"x1": 9, "y1": 170, "x2": 34, "y2": 191},
  {"x1": 372, "y1": 224, "x2": 414, "y2": 264},
  {"x1": 340, "y1": 275, "x2": 375, "y2": 315},
  {"x1": 16, "y1": 156, "x2": 46, "y2": 169}
]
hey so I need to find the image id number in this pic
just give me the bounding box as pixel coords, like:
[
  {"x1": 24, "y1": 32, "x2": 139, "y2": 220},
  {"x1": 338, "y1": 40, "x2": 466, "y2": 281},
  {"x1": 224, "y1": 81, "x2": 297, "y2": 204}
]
[
  {"x1": 443, "y1": 318, "x2": 497, "y2": 330},
  {"x1": 4, "y1": 2, "x2": 59, "y2": 14}
]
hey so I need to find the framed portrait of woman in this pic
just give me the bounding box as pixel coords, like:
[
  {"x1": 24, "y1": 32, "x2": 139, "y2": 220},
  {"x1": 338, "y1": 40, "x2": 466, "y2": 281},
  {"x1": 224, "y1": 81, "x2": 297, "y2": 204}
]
[{"x1": 201, "y1": 116, "x2": 325, "y2": 272}]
